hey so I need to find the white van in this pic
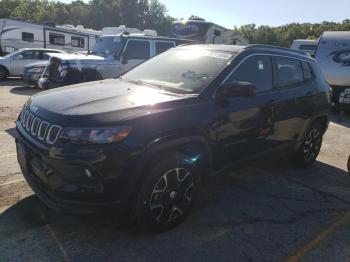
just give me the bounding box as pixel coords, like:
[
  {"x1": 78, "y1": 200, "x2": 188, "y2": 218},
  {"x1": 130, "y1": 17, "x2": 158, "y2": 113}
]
[{"x1": 290, "y1": 39, "x2": 318, "y2": 57}]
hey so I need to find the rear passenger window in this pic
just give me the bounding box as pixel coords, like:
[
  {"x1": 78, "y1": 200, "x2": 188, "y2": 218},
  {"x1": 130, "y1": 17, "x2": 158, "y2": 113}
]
[
  {"x1": 124, "y1": 40, "x2": 150, "y2": 59},
  {"x1": 275, "y1": 57, "x2": 304, "y2": 88},
  {"x1": 227, "y1": 55, "x2": 273, "y2": 93},
  {"x1": 155, "y1": 41, "x2": 175, "y2": 55}
]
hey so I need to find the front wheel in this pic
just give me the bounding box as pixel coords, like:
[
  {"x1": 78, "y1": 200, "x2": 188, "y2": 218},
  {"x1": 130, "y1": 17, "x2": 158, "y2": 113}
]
[
  {"x1": 293, "y1": 122, "x2": 324, "y2": 167},
  {"x1": 0, "y1": 67, "x2": 6, "y2": 80},
  {"x1": 130, "y1": 152, "x2": 200, "y2": 231}
]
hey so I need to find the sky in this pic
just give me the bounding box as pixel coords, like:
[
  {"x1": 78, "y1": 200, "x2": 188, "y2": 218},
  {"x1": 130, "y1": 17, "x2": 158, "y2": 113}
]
[{"x1": 61, "y1": 0, "x2": 350, "y2": 28}]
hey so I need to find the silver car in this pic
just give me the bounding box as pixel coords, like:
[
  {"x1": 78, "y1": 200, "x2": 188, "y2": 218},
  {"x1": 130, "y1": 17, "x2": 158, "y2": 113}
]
[{"x1": 0, "y1": 48, "x2": 64, "y2": 80}]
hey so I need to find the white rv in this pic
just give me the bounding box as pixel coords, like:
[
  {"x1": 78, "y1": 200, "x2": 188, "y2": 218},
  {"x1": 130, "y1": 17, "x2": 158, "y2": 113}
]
[
  {"x1": 169, "y1": 18, "x2": 249, "y2": 46},
  {"x1": 291, "y1": 39, "x2": 318, "y2": 57},
  {"x1": 315, "y1": 31, "x2": 350, "y2": 104},
  {"x1": 0, "y1": 18, "x2": 100, "y2": 55}
]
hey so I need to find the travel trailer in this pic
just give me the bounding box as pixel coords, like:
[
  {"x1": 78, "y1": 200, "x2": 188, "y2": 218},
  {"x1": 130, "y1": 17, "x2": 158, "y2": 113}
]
[
  {"x1": 0, "y1": 18, "x2": 100, "y2": 55},
  {"x1": 101, "y1": 26, "x2": 157, "y2": 36},
  {"x1": 291, "y1": 39, "x2": 318, "y2": 57},
  {"x1": 315, "y1": 31, "x2": 350, "y2": 104},
  {"x1": 169, "y1": 17, "x2": 249, "y2": 45}
]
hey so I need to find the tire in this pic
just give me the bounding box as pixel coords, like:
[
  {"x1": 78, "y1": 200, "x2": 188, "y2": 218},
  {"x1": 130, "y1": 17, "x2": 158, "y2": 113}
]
[
  {"x1": 130, "y1": 152, "x2": 200, "y2": 231},
  {"x1": 0, "y1": 67, "x2": 6, "y2": 80},
  {"x1": 293, "y1": 122, "x2": 324, "y2": 167}
]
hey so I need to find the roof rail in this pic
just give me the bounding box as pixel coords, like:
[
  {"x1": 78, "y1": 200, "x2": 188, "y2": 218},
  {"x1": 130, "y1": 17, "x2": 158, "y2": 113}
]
[{"x1": 245, "y1": 44, "x2": 310, "y2": 56}]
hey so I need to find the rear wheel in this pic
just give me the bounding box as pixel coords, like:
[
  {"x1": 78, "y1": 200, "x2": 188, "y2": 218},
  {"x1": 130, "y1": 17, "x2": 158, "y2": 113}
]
[
  {"x1": 293, "y1": 122, "x2": 324, "y2": 167},
  {"x1": 130, "y1": 152, "x2": 200, "y2": 231}
]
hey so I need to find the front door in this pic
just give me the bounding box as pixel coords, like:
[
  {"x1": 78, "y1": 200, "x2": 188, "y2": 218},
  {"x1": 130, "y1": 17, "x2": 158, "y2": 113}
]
[
  {"x1": 213, "y1": 55, "x2": 278, "y2": 166},
  {"x1": 10, "y1": 50, "x2": 43, "y2": 76},
  {"x1": 120, "y1": 39, "x2": 151, "y2": 74}
]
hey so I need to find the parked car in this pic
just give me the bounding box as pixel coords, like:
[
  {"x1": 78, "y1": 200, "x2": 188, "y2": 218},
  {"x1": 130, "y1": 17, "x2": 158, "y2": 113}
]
[
  {"x1": 0, "y1": 48, "x2": 65, "y2": 80},
  {"x1": 37, "y1": 33, "x2": 193, "y2": 89},
  {"x1": 16, "y1": 44, "x2": 331, "y2": 231},
  {"x1": 21, "y1": 61, "x2": 49, "y2": 87}
]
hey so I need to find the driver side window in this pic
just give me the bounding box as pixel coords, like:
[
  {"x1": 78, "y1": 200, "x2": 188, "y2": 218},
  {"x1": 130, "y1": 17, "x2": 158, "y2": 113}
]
[
  {"x1": 124, "y1": 40, "x2": 150, "y2": 60},
  {"x1": 226, "y1": 55, "x2": 273, "y2": 93},
  {"x1": 18, "y1": 50, "x2": 42, "y2": 60}
]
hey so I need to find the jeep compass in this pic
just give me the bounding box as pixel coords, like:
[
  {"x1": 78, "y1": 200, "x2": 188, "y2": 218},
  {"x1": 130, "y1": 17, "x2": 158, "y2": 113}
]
[{"x1": 16, "y1": 44, "x2": 331, "y2": 231}]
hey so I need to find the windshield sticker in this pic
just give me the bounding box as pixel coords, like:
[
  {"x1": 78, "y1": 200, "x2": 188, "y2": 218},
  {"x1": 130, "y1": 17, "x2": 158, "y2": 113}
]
[{"x1": 258, "y1": 61, "x2": 264, "y2": 70}]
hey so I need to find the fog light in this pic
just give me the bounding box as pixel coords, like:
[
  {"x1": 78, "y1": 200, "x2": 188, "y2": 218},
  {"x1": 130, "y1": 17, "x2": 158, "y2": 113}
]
[{"x1": 85, "y1": 169, "x2": 92, "y2": 178}]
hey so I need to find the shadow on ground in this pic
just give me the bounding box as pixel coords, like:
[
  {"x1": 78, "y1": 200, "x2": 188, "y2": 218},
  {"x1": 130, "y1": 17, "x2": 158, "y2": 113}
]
[
  {"x1": 9, "y1": 85, "x2": 40, "y2": 96},
  {"x1": 5, "y1": 127, "x2": 17, "y2": 139},
  {"x1": 330, "y1": 111, "x2": 350, "y2": 128},
  {"x1": 1, "y1": 157, "x2": 350, "y2": 261}
]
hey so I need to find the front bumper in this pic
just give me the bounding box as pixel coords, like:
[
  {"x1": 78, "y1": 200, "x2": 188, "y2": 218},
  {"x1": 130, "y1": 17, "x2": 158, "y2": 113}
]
[
  {"x1": 21, "y1": 71, "x2": 43, "y2": 84},
  {"x1": 37, "y1": 77, "x2": 62, "y2": 89},
  {"x1": 16, "y1": 123, "x2": 136, "y2": 214}
]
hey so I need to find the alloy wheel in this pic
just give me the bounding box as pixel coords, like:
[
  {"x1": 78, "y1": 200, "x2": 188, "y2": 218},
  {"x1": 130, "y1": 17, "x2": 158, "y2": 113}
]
[
  {"x1": 303, "y1": 129, "x2": 321, "y2": 162},
  {"x1": 149, "y1": 167, "x2": 194, "y2": 224}
]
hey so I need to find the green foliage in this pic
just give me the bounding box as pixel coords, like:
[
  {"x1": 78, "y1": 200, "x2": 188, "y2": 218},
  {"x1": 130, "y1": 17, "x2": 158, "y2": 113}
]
[
  {"x1": 0, "y1": 0, "x2": 174, "y2": 35},
  {"x1": 234, "y1": 20, "x2": 350, "y2": 47},
  {"x1": 0, "y1": 0, "x2": 348, "y2": 44}
]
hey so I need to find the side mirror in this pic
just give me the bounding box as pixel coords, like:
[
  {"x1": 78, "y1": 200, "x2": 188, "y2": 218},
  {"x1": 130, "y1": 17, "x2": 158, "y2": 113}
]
[
  {"x1": 16, "y1": 54, "x2": 23, "y2": 60},
  {"x1": 219, "y1": 81, "x2": 256, "y2": 98},
  {"x1": 121, "y1": 53, "x2": 128, "y2": 64}
]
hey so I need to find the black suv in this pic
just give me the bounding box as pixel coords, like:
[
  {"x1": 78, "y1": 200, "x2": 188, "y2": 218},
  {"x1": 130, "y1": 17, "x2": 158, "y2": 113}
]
[{"x1": 16, "y1": 45, "x2": 331, "y2": 231}]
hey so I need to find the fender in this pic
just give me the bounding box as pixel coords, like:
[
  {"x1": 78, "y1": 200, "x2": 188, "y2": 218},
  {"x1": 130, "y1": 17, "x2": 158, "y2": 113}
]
[{"x1": 120, "y1": 135, "x2": 213, "y2": 205}]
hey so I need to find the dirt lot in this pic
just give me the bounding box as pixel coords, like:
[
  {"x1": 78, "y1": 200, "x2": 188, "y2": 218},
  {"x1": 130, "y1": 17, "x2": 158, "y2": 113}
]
[{"x1": 0, "y1": 79, "x2": 350, "y2": 262}]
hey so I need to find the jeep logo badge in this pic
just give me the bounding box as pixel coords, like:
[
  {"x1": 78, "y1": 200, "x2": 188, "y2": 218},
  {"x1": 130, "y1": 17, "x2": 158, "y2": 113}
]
[{"x1": 30, "y1": 105, "x2": 39, "y2": 113}]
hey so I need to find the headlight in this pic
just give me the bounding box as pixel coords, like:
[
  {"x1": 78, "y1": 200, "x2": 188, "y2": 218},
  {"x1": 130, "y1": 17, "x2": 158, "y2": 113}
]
[
  {"x1": 28, "y1": 67, "x2": 44, "y2": 73},
  {"x1": 60, "y1": 127, "x2": 132, "y2": 144}
]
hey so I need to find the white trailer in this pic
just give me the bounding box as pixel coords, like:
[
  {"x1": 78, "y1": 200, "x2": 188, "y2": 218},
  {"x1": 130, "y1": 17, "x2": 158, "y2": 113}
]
[
  {"x1": 169, "y1": 18, "x2": 249, "y2": 46},
  {"x1": 315, "y1": 31, "x2": 350, "y2": 105},
  {"x1": 0, "y1": 18, "x2": 100, "y2": 55}
]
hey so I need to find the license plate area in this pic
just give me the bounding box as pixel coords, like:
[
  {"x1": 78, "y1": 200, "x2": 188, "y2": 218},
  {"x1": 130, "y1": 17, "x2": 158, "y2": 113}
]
[{"x1": 30, "y1": 158, "x2": 52, "y2": 184}]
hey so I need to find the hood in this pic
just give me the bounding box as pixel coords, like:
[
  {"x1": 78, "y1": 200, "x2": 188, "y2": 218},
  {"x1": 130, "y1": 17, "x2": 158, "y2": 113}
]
[
  {"x1": 48, "y1": 53, "x2": 105, "y2": 61},
  {"x1": 29, "y1": 79, "x2": 193, "y2": 125},
  {"x1": 24, "y1": 61, "x2": 48, "y2": 69}
]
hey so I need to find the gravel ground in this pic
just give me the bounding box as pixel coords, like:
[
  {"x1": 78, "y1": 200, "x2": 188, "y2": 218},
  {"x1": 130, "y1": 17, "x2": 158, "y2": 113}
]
[{"x1": 0, "y1": 79, "x2": 350, "y2": 262}]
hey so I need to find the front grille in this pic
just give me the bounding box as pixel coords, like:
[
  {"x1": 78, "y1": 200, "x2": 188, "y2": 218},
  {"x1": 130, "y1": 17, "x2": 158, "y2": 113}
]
[{"x1": 19, "y1": 107, "x2": 62, "y2": 145}]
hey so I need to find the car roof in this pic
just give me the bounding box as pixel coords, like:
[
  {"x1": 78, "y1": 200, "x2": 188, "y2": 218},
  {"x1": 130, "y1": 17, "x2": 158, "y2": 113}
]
[
  {"x1": 175, "y1": 44, "x2": 315, "y2": 62},
  {"x1": 19, "y1": 48, "x2": 65, "y2": 52}
]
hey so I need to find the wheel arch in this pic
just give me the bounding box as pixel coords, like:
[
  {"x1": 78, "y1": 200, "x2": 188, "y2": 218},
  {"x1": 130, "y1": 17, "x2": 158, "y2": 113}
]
[
  {"x1": 124, "y1": 135, "x2": 213, "y2": 203},
  {"x1": 0, "y1": 64, "x2": 9, "y2": 77},
  {"x1": 141, "y1": 136, "x2": 213, "y2": 184}
]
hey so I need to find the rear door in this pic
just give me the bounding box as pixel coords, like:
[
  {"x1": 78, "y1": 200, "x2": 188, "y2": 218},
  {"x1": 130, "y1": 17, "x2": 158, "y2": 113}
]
[
  {"x1": 271, "y1": 56, "x2": 314, "y2": 146},
  {"x1": 10, "y1": 50, "x2": 43, "y2": 76},
  {"x1": 120, "y1": 39, "x2": 151, "y2": 74}
]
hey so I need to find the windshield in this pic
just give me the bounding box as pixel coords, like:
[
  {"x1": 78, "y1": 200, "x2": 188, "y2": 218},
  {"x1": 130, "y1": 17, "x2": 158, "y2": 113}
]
[
  {"x1": 91, "y1": 36, "x2": 123, "y2": 58},
  {"x1": 2, "y1": 50, "x2": 21, "y2": 59},
  {"x1": 122, "y1": 48, "x2": 234, "y2": 94}
]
